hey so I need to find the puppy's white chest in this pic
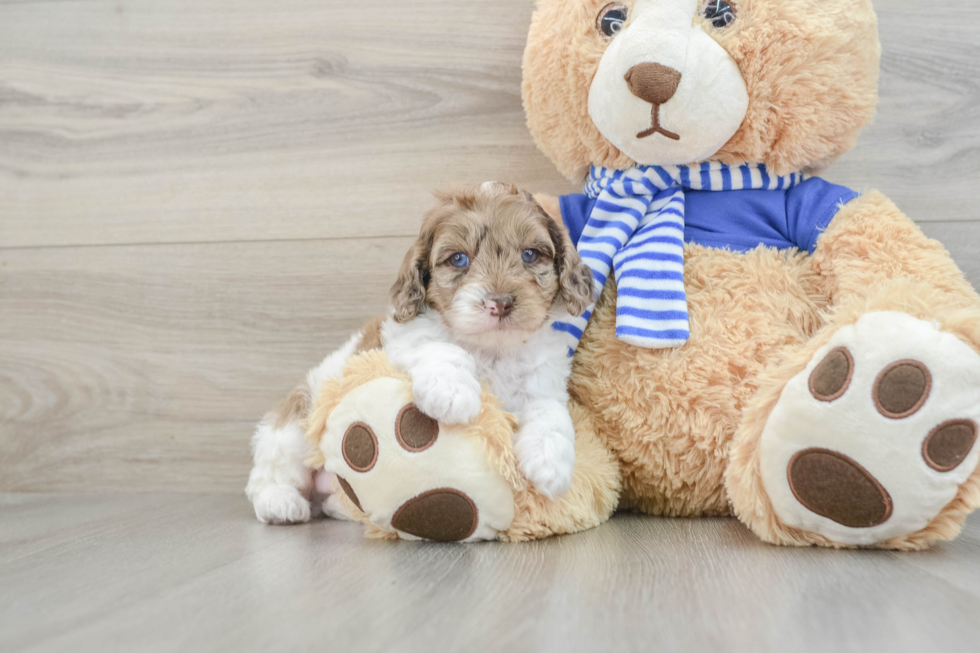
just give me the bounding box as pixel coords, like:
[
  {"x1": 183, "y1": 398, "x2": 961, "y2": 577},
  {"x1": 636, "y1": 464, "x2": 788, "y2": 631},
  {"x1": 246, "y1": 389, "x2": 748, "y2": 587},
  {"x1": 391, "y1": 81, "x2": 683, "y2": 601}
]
[
  {"x1": 470, "y1": 329, "x2": 568, "y2": 413},
  {"x1": 474, "y1": 354, "x2": 533, "y2": 412}
]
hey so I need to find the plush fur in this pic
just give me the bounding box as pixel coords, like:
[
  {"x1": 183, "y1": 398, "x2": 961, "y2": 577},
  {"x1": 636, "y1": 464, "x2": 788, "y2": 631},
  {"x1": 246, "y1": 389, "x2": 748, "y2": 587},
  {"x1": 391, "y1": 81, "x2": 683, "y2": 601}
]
[
  {"x1": 725, "y1": 195, "x2": 980, "y2": 549},
  {"x1": 520, "y1": 0, "x2": 980, "y2": 550},
  {"x1": 254, "y1": 0, "x2": 980, "y2": 549},
  {"x1": 305, "y1": 351, "x2": 622, "y2": 541},
  {"x1": 523, "y1": 0, "x2": 880, "y2": 180},
  {"x1": 247, "y1": 183, "x2": 595, "y2": 524}
]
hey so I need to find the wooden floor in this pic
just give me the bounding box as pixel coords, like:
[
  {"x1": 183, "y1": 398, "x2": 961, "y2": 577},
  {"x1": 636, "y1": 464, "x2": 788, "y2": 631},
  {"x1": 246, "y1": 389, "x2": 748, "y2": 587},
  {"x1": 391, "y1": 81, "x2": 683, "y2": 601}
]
[
  {"x1": 1, "y1": 494, "x2": 979, "y2": 653},
  {"x1": 2, "y1": 0, "x2": 980, "y2": 650}
]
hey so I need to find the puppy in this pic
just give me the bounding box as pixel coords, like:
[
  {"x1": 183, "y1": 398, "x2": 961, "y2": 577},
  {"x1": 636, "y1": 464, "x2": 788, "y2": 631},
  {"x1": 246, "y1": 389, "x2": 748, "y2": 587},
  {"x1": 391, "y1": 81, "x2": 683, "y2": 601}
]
[{"x1": 245, "y1": 182, "x2": 594, "y2": 524}]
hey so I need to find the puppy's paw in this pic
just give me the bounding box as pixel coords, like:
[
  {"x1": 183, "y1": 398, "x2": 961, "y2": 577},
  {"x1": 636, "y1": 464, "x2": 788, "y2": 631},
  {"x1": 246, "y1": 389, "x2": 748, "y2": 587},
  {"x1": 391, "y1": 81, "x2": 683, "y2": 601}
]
[
  {"x1": 514, "y1": 421, "x2": 576, "y2": 499},
  {"x1": 411, "y1": 366, "x2": 482, "y2": 425},
  {"x1": 251, "y1": 484, "x2": 311, "y2": 524},
  {"x1": 321, "y1": 493, "x2": 354, "y2": 521},
  {"x1": 313, "y1": 468, "x2": 337, "y2": 496}
]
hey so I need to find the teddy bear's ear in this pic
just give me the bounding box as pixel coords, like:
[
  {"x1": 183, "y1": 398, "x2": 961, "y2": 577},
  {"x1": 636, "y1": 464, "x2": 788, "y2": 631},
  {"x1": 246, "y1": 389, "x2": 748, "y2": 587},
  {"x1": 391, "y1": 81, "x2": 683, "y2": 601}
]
[{"x1": 523, "y1": 0, "x2": 880, "y2": 177}]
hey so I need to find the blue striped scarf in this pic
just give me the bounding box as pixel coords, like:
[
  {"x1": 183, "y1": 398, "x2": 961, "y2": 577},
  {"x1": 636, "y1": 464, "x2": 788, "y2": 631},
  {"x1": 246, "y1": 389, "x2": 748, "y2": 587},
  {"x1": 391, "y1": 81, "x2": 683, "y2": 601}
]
[{"x1": 552, "y1": 162, "x2": 804, "y2": 355}]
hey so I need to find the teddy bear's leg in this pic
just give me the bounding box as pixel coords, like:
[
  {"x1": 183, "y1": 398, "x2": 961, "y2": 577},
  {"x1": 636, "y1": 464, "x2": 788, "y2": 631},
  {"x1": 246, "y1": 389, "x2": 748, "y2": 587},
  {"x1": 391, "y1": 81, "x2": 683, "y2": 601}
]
[
  {"x1": 727, "y1": 193, "x2": 980, "y2": 549},
  {"x1": 311, "y1": 352, "x2": 621, "y2": 542},
  {"x1": 317, "y1": 375, "x2": 519, "y2": 541}
]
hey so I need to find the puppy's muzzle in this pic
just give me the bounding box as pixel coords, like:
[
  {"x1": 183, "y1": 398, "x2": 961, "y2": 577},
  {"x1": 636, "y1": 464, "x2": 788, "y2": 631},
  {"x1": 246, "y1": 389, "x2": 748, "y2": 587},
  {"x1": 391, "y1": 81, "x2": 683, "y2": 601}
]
[{"x1": 487, "y1": 296, "x2": 514, "y2": 319}]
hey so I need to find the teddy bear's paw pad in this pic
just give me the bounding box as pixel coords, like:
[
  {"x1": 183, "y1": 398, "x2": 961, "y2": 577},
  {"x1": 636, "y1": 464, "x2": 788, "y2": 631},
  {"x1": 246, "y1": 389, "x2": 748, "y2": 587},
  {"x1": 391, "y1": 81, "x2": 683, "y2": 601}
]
[
  {"x1": 336, "y1": 476, "x2": 363, "y2": 511},
  {"x1": 390, "y1": 488, "x2": 479, "y2": 542},
  {"x1": 342, "y1": 423, "x2": 378, "y2": 471},
  {"x1": 923, "y1": 420, "x2": 978, "y2": 472},
  {"x1": 760, "y1": 311, "x2": 980, "y2": 546},
  {"x1": 786, "y1": 448, "x2": 892, "y2": 528},
  {"x1": 318, "y1": 377, "x2": 514, "y2": 542}
]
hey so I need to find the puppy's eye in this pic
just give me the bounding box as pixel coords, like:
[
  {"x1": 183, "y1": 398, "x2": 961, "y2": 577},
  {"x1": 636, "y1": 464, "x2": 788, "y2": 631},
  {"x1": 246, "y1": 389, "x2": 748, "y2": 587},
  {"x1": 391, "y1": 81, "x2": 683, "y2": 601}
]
[
  {"x1": 702, "y1": 0, "x2": 736, "y2": 28},
  {"x1": 596, "y1": 3, "x2": 628, "y2": 40},
  {"x1": 449, "y1": 252, "x2": 469, "y2": 268},
  {"x1": 521, "y1": 249, "x2": 539, "y2": 265}
]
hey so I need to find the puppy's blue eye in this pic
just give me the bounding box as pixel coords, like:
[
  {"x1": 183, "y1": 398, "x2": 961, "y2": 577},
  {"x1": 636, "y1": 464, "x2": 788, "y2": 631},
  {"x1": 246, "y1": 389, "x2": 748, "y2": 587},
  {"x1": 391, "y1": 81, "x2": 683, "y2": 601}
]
[
  {"x1": 521, "y1": 249, "x2": 539, "y2": 264},
  {"x1": 702, "y1": 0, "x2": 736, "y2": 28},
  {"x1": 449, "y1": 252, "x2": 469, "y2": 268}
]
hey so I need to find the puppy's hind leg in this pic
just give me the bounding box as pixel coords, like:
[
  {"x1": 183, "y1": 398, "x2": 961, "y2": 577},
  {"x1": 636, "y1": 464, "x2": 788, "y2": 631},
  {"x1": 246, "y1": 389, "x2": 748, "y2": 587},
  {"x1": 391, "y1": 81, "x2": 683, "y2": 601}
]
[
  {"x1": 246, "y1": 410, "x2": 315, "y2": 524},
  {"x1": 246, "y1": 331, "x2": 367, "y2": 524}
]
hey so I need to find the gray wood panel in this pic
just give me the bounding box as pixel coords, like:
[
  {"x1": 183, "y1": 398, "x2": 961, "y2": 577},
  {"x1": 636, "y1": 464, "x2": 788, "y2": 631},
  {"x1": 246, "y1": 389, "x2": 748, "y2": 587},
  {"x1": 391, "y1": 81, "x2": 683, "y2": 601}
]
[
  {"x1": 0, "y1": 0, "x2": 565, "y2": 248},
  {"x1": 1, "y1": 493, "x2": 978, "y2": 653},
  {"x1": 0, "y1": 237, "x2": 408, "y2": 493},
  {"x1": 1, "y1": 0, "x2": 978, "y2": 250},
  {"x1": 826, "y1": 1, "x2": 980, "y2": 223},
  {"x1": 2, "y1": 224, "x2": 979, "y2": 494},
  {"x1": 1, "y1": 1, "x2": 980, "y2": 647},
  {"x1": 1, "y1": 0, "x2": 979, "y2": 506}
]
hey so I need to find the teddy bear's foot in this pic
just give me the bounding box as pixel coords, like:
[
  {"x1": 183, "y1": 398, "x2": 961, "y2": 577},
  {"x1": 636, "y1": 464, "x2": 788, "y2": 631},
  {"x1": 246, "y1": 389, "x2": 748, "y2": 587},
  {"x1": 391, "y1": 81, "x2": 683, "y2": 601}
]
[
  {"x1": 319, "y1": 377, "x2": 516, "y2": 542},
  {"x1": 759, "y1": 311, "x2": 980, "y2": 546}
]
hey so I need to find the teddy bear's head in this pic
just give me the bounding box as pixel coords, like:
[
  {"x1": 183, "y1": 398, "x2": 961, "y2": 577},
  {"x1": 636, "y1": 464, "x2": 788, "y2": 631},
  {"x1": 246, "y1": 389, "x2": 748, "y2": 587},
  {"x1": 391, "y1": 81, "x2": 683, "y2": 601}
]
[{"x1": 522, "y1": 0, "x2": 880, "y2": 180}]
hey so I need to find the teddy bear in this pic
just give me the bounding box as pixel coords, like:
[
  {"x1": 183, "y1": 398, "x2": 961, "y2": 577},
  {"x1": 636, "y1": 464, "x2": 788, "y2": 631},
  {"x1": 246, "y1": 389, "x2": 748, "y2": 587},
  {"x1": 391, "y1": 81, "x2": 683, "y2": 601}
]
[{"x1": 305, "y1": 0, "x2": 980, "y2": 550}]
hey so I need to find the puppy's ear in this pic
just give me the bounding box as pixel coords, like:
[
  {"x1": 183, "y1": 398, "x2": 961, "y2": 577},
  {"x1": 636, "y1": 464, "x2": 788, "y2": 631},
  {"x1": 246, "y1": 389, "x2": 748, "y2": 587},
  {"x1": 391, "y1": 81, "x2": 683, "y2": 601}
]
[
  {"x1": 390, "y1": 210, "x2": 439, "y2": 323},
  {"x1": 540, "y1": 201, "x2": 595, "y2": 316}
]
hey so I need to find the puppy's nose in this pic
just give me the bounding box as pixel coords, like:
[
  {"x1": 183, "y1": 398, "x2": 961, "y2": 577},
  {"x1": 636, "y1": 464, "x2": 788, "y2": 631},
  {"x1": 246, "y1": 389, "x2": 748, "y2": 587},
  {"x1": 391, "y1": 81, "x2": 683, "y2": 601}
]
[
  {"x1": 625, "y1": 63, "x2": 682, "y2": 105},
  {"x1": 488, "y1": 296, "x2": 514, "y2": 318}
]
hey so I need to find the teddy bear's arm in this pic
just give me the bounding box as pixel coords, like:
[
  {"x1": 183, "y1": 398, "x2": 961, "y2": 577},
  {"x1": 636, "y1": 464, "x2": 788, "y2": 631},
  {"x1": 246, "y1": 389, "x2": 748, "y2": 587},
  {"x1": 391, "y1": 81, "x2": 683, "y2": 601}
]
[
  {"x1": 813, "y1": 191, "x2": 980, "y2": 315},
  {"x1": 728, "y1": 191, "x2": 980, "y2": 550}
]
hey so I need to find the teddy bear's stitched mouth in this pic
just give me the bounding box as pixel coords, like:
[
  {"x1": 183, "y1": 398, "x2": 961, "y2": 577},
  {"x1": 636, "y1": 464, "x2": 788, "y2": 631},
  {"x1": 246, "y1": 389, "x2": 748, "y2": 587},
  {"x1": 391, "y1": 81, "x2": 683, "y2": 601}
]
[
  {"x1": 624, "y1": 63, "x2": 682, "y2": 141},
  {"x1": 636, "y1": 104, "x2": 680, "y2": 141}
]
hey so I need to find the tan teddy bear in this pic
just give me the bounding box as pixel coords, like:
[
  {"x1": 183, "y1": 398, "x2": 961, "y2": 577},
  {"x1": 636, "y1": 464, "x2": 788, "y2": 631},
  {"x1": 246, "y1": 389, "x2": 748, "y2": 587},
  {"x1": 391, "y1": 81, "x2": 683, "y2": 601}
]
[{"x1": 305, "y1": 0, "x2": 980, "y2": 550}]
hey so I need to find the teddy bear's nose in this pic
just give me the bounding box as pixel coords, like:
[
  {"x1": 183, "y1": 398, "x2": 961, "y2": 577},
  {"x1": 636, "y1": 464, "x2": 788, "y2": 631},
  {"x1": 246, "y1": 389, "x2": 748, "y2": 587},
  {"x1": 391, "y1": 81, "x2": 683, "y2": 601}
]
[{"x1": 625, "y1": 63, "x2": 682, "y2": 106}]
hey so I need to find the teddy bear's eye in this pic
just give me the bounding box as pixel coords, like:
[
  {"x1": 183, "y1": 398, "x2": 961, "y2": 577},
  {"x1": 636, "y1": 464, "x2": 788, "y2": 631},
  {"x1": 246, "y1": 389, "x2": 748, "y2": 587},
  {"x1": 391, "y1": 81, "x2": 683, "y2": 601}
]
[
  {"x1": 702, "y1": 0, "x2": 736, "y2": 29},
  {"x1": 596, "y1": 3, "x2": 628, "y2": 40}
]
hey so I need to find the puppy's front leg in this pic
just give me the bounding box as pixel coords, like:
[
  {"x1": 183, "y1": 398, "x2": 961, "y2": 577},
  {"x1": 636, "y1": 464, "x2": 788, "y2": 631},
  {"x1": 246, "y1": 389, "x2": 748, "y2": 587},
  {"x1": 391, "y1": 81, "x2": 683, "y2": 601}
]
[
  {"x1": 384, "y1": 316, "x2": 483, "y2": 425},
  {"x1": 397, "y1": 342, "x2": 483, "y2": 425},
  {"x1": 514, "y1": 399, "x2": 576, "y2": 498}
]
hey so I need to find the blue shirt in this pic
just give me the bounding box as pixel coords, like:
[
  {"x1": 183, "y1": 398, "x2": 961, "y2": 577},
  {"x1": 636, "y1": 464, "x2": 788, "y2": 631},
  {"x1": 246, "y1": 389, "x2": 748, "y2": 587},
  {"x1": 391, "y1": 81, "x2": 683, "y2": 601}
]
[{"x1": 559, "y1": 177, "x2": 860, "y2": 254}]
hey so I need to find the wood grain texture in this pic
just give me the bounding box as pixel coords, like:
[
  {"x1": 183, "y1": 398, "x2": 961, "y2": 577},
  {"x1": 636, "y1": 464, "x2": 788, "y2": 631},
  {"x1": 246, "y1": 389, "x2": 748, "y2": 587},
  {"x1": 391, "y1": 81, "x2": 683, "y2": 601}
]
[
  {"x1": 1, "y1": 494, "x2": 979, "y2": 653},
  {"x1": 1, "y1": 0, "x2": 979, "y2": 250},
  {"x1": 2, "y1": 4, "x2": 979, "y2": 648},
  {"x1": 2, "y1": 224, "x2": 979, "y2": 494},
  {"x1": 0, "y1": 0, "x2": 565, "y2": 248},
  {"x1": 0, "y1": 237, "x2": 408, "y2": 492},
  {"x1": 1, "y1": 0, "x2": 980, "y2": 495},
  {"x1": 825, "y1": 4, "x2": 980, "y2": 221}
]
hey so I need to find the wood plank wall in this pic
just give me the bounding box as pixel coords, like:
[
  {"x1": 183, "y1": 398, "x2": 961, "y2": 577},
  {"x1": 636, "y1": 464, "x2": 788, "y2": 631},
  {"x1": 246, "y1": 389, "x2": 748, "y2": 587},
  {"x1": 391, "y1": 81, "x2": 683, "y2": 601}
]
[{"x1": 2, "y1": 0, "x2": 978, "y2": 493}]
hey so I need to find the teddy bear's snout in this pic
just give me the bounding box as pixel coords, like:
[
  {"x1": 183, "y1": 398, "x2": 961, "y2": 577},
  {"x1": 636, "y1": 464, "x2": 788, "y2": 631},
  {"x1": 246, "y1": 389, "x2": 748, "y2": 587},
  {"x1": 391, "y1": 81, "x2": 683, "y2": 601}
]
[{"x1": 624, "y1": 62, "x2": 682, "y2": 106}]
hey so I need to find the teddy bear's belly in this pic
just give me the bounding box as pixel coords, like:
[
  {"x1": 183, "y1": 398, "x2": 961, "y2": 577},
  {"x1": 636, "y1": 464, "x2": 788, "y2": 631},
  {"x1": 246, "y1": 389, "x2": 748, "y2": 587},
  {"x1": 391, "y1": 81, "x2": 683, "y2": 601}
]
[{"x1": 569, "y1": 243, "x2": 833, "y2": 517}]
